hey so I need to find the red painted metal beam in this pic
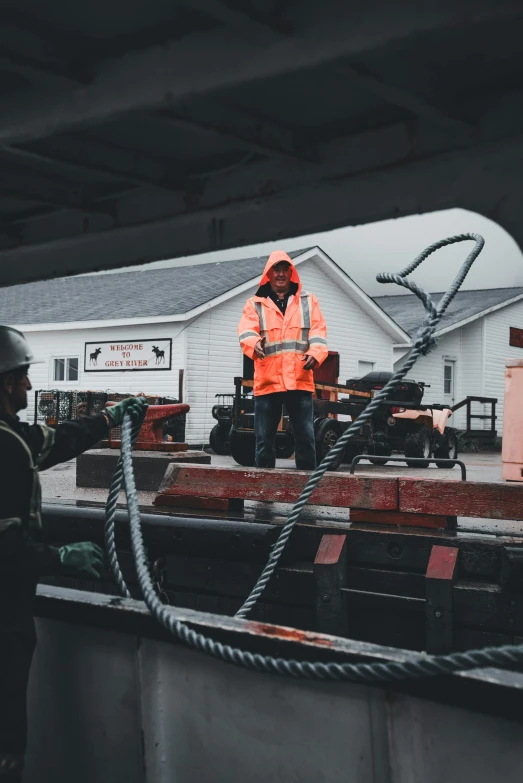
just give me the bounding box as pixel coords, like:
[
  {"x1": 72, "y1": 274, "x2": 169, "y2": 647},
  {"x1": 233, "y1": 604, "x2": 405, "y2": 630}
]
[
  {"x1": 155, "y1": 464, "x2": 398, "y2": 510},
  {"x1": 425, "y1": 544, "x2": 459, "y2": 654},
  {"x1": 399, "y1": 478, "x2": 523, "y2": 521},
  {"x1": 426, "y1": 545, "x2": 459, "y2": 581},
  {"x1": 314, "y1": 534, "x2": 348, "y2": 636},
  {"x1": 314, "y1": 534, "x2": 347, "y2": 566}
]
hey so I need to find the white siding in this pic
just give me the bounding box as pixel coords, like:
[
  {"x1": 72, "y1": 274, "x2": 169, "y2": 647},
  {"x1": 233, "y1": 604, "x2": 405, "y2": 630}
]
[
  {"x1": 459, "y1": 320, "x2": 486, "y2": 430},
  {"x1": 185, "y1": 258, "x2": 396, "y2": 443},
  {"x1": 23, "y1": 323, "x2": 185, "y2": 424},
  {"x1": 298, "y1": 260, "x2": 395, "y2": 383},
  {"x1": 394, "y1": 331, "x2": 464, "y2": 423},
  {"x1": 185, "y1": 295, "x2": 244, "y2": 444},
  {"x1": 483, "y1": 299, "x2": 523, "y2": 432},
  {"x1": 393, "y1": 305, "x2": 519, "y2": 434}
]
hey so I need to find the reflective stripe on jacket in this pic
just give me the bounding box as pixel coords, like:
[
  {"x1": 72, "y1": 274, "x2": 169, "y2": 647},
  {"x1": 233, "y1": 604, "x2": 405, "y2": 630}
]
[
  {"x1": 238, "y1": 251, "x2": 328, "y2": 395},
  {"x1": 0, "y1": 421, "x2": 54, "y2": 533}
]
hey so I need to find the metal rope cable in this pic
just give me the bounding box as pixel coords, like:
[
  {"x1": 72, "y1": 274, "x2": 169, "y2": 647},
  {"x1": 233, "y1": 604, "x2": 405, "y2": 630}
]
[{"x1": 105, "y1": 232, "x2": 523, "y2": 682}]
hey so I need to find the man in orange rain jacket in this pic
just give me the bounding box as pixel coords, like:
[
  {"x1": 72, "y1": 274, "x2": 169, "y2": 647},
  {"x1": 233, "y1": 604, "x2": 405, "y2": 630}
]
[{"x1": 238, "y1": 250, "x2": 328, "y2": 470}]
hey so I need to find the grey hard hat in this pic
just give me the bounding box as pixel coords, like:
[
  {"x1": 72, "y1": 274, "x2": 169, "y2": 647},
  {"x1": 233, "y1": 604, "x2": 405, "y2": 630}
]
[{"x1": 0, "y1": 325, "x2": 41, "y2": 374}]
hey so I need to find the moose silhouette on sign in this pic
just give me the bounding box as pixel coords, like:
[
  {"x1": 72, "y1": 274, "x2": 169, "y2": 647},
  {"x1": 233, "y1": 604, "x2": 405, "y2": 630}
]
[
  {"x1": 89, "y1": 347, "x2": 102, "y2": 365},
  {"x1": 152, "y1": 346, "x2": 165, "y2": 365}
]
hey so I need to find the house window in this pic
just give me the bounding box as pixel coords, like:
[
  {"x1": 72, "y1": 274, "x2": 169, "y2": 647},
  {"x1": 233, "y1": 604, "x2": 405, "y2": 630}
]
[
  {"x1": 53, "y1": 357, "x2": 79, "y2": 382},
  {"x1": 509, "y1": 327, "x2": 523, "y2": 348},
  {"x1": 358, "y1": 360, "x2": 375, "y2": 376},
  {"x1": 444, "y1": 364, "x2": 452, "y2": 395},
  {"x1": 444, "y1": 360, "x2": 455, "y2": 400}
]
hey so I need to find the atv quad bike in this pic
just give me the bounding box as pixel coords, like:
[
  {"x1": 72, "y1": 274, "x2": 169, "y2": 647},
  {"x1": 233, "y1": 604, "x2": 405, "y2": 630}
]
[
  {"x1": 227, "y1": 371, "x2": 457, "y2": 471},
  {"x1": 315, "y1": 371, "x2": 458, "y2": 469}
]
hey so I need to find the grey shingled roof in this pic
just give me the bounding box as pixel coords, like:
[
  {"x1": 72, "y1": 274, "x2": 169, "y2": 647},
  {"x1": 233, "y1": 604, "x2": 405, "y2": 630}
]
[
  {"x1": 373, "y1": 287, "x2": 523, "y2": 337},
  {"x1": 0, "y1": 249, "x2": 310, "y2": 325}
]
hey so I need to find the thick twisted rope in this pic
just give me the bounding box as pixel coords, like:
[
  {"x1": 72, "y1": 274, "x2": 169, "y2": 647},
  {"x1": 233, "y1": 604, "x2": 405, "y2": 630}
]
[
  {"x1": 104, "y1": 420, "x2": 143, "y2": 599},
  {"x1": 104, "y1": 232, "x2": 523, "y2": 683}
]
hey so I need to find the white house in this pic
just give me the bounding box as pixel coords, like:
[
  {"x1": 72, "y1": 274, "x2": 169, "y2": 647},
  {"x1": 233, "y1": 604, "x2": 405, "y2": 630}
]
[
  {"x1": 1, "y1": 247, "x2": 408, "y2": 444},
  {"x1": 375, "y1": 286, "x2": 523, "y2": 437},
  {"x1": 4, "y1": 245, "x2": 521, "y2": 443}
]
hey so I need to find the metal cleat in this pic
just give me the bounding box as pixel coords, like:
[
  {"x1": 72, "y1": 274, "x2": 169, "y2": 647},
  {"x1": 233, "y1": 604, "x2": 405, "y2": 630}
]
[{"x1": 106, "y1": 401, "x2": 190, "y2": 452}]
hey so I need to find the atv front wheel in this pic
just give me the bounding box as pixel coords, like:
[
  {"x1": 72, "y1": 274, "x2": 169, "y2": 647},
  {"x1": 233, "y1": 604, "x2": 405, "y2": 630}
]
[
  {"x1": 209, "y1": 423, "x2": 230, "y2": 455},
  {"x1": 404, "y1": 426, "x2": 431, "y2": 468},
  {"x1": 315, "y1": 419, "x2": 344, "y2": 471},
  {"x1": 229, "y1": 428, "x2": 256, "y2": 467},
  {"x1": 434, "y1": 427, "x2": 458, "y2": 468},
  {"x1": 275, "y1": 431, "x2": 295, "y2": 459}
]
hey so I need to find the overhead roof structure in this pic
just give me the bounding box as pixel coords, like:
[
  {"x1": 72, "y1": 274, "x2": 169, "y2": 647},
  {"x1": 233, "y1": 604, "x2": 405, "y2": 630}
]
[{"x1": 0, "y1": 0, "x2": 522, "y2": 286}]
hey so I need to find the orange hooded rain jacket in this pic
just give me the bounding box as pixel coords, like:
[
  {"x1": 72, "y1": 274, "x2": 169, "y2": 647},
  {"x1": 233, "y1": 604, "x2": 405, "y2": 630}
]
[{"x1": 238, "y1": 251, "x2": 328, "y2": 396}]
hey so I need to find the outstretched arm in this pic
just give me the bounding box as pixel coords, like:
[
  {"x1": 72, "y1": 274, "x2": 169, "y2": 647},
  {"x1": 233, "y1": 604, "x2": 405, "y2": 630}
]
[{"x1": 35, "y1": 414, "x2": 110, "y2": 471}]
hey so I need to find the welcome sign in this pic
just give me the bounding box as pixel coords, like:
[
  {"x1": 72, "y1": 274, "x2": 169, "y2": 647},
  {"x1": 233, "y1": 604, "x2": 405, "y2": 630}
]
[{"x1": 84, "y1": 338, "x2": 172, "y2": 372}]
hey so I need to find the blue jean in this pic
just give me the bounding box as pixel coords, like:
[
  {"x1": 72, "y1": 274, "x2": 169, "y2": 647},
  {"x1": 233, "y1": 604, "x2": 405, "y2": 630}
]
[{"x1": 254, "y1": 391, "x2": 316, "y2": 470}]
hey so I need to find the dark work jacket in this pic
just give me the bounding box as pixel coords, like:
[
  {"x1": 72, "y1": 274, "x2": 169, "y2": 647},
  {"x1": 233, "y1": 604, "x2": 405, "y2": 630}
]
[{"x1": 0, "y1": 413, "x2": 109, "y2": 631}]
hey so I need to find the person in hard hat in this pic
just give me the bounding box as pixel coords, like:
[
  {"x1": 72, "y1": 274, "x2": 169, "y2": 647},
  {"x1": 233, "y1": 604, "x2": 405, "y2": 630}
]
[
  {"x1": 0, "y1": 326, "x2": 147, "y2": 781},
  {"x1": 238, "y1": 251, "x2": 328, "y2": 470}
]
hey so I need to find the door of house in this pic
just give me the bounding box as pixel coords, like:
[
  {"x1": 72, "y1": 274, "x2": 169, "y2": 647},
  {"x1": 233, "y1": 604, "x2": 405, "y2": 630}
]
[{"x1": 443, "y1": 360, "x2": 456, "y2": 407}]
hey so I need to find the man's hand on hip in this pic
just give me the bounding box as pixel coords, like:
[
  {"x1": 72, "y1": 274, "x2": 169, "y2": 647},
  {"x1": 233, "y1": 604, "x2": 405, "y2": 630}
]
[
  {"x1": 254, "y1": 338, "x2": 266, "y2": 359},
  {"x1": 302, "y1": 355, "x2": 318, "y2": 371}
]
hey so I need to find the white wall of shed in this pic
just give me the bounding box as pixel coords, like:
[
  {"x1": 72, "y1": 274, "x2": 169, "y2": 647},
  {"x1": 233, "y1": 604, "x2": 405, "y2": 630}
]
[
  {"x1": 185, "y1": 257, "x2": 396, "y2": 444},
  {"x1": 459, "y1": 320, "x2": 486, "y2": 430},
  {"x1": 23, "y1": 324, "x2": 185, "y2": 424},
  {"x1": 302, "y1": 260, "x2": 396, "y2": 381},
  {"x1": 393, "y1": 330, "x2": 465, "y2": 425},
  {"x1": 393, "y1": 316, "x2": 502, "y2": 432},
  {"x1": 483, "y1": 299, "x2": 523, "y2": 431}
]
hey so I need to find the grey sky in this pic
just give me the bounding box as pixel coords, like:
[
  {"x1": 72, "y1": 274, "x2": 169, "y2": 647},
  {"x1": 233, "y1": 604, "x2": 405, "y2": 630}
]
[{"x1": 100, "y1": 208, "x2": 523, "y2": 296}]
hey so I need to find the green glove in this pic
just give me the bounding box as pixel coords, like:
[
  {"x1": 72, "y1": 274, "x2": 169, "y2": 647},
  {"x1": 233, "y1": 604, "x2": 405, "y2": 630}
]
[
  {"x1": 105, "y1": 396, "x2": 148, "y2": 427},
  {"x1": 58, "y1": 542, "x2": 104, "y2": 579}
]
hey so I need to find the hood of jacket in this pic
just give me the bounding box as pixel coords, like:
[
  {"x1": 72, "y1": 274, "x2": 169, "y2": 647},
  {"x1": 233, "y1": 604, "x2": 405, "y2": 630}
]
[{"x1": 255, "y1": 251, "x2": 301, "y2": 297}]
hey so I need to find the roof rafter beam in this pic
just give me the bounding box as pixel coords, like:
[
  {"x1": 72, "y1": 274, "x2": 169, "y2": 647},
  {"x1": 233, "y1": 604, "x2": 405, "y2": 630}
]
[
  {"x1": 0, "y1": 53, "x2": 81, "y2": 91},
  {"x1": 152, "y1": 100, "x2": 315, "y2": 162},
  {"x1": 0, "y1": 145, "x2": 133, "y2": 187},
  {"x1": 3, "y1": 92, "x2": 523, "y2": 246},
  {"x1": 7, "y1": 136, "x2": 179, "y2": 190},
  {"x1": 0, "y1": 165, "x2": 114, "y2": 214},
  {"x1": 185, "y1": 0, "x2": 284, "y2": 41},
  {"x1": 0, "y1": 14, "x2": 83, "y2": 91},
  {"x1": 0, "y1": 122, "x2": 407, "y2": 237},
  {"x1": 0, "y1": 130, "x2": 521, "y2": 287},
  {"x1": 335, "y1": 64, "x2": 473, "y2": 134},
  {"x1": 0, "y1": 0, "x2": 517, "y2": 146}
]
